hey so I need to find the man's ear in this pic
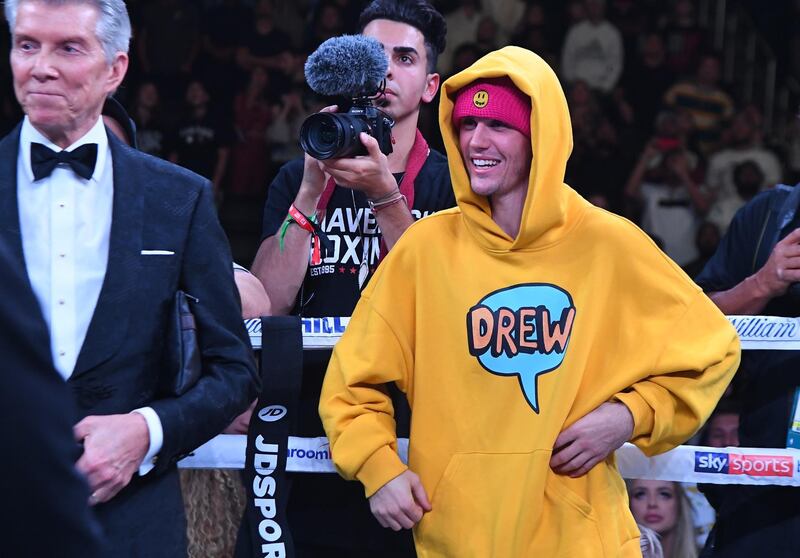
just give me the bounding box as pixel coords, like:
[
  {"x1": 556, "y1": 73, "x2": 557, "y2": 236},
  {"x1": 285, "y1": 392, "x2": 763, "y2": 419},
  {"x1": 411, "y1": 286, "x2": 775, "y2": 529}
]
[
  {"x1": 421, "y1": 72, "x2": 440, "y2": 105},
  {"x1": 105, "y1": 52, "x2": 129, "y2": 95}
]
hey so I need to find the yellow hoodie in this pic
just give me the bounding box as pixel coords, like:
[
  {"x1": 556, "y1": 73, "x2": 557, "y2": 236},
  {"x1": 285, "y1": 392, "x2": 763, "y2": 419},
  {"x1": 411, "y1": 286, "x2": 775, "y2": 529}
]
[{"x1": 320, "y1": 47, "x2": 740, "y2": 557}]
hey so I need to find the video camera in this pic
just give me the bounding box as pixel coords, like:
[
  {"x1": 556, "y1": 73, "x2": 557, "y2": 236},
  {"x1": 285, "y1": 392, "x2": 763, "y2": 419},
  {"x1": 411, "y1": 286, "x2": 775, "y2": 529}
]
[{"x1": 299, "y1": 35, "x2": 394, "y2": 160}]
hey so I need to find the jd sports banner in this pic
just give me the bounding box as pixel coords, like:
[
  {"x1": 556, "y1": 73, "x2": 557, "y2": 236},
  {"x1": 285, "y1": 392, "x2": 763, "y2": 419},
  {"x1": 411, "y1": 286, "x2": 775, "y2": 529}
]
[{"x1": 236, "y1": 316, "x2": 303, "y2": 558}]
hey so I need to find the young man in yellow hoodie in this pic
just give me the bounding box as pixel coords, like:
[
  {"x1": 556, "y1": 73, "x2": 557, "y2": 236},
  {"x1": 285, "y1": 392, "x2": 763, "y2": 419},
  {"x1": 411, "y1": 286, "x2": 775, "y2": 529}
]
[{"x1": 320, "y1": 46, "x2": 741, "y2": 557}]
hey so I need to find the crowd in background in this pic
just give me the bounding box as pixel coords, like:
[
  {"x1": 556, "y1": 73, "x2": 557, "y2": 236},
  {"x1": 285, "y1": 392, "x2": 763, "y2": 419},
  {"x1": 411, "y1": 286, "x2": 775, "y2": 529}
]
[
  {"x1": 0, "y1": 1, "x2": 790, "y2": 555},
  {"x1": 0, "y1": 0, "x2": 797, "y2": 268}
]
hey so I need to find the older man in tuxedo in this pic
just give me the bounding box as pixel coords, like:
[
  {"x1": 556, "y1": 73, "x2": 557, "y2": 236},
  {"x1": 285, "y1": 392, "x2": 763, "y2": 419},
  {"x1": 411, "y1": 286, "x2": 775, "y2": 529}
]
[{"x1": 1, "y1": 1, "x2": 259, "y2": 556}]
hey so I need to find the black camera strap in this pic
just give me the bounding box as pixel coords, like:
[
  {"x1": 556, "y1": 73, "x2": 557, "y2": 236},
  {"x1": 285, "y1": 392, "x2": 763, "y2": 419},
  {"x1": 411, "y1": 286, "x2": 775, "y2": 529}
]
[{"x1": 236, "y1": 316, "x2": 303, "y2": 558}]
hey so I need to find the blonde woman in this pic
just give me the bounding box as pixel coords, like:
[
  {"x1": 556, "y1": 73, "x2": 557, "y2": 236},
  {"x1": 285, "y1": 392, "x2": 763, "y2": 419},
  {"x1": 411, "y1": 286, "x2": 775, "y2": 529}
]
[{"x1": 628, "y1": 479, "x2": 698, "y2": 558}]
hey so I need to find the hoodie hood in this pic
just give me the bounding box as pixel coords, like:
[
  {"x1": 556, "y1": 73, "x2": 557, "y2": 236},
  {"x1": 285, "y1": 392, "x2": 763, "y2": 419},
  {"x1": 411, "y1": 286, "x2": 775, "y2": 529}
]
[{"x1": 440, "y1": 46, "x2": 577, "y2": 251}]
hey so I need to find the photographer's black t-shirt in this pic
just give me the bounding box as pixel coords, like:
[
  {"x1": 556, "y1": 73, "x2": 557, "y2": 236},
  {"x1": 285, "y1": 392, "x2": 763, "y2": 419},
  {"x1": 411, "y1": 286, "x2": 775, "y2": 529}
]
[
  {"x1": 260, "y1": 150, "x2": 454, "y2": 551},
  {"x1": 262, "y1": 151, "x2": 454, "y2": 318}
]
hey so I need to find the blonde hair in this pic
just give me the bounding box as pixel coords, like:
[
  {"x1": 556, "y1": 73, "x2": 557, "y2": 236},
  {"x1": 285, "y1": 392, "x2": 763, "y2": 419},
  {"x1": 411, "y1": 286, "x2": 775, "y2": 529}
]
[
  {"x1": 626, "y1": 480, "x2": 698, "y2": 558},
  {"x1": 671, "y1": 482, "x2": 698, "y2": 558}
]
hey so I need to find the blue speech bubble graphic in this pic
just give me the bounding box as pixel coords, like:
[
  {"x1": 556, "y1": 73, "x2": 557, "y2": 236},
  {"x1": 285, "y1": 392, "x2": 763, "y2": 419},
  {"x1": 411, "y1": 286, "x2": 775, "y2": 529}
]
[{"x1": 466, "y1": 283, "x2": 576, "y2": 413}]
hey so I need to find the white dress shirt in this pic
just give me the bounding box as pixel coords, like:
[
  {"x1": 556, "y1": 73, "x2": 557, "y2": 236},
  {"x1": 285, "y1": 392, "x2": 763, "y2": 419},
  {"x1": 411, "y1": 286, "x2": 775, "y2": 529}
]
[{"x1": 18, "y1": 116, "x2": 162, "y2": 474}]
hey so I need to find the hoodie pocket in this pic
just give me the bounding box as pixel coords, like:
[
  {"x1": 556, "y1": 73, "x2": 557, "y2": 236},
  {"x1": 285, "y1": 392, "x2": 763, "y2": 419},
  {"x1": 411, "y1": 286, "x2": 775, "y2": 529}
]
[{"x1": 415, "y1": 451, "x2": 605, "y2": 558}]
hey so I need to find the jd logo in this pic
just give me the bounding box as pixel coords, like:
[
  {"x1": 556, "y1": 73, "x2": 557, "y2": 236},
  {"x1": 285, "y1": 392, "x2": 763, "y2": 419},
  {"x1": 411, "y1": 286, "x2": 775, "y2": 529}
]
[
  {"x1": 472, "y1": 90, "x2": 489, "y2": 108},
  {"x1": 258, "y1": 405, "x2": 288, "y2": 423},
  {"x1": 466, "y1": 283, "x2": 576, "y2": 413}
]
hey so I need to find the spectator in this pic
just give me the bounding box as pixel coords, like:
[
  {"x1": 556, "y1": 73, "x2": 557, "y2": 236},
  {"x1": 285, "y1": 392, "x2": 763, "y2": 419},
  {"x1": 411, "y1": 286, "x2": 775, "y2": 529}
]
[
  {"x1": 474, "y1": 14, "x2": 499, "y2": 54},
  {"x1": 0, "y1": 244, "x2": 106, "y2": 558},
  {"x1": 229, "y1": 67, "x2": 272, "y2": 197},
  {"x1": 305, "y1": 0, "x2": 346, "y2": 52},
  {"x1": 198, "y1": 0, "x2": 251, "y2": 106},
  {"x1": 250, "y1": 2, "x2": 454, "y2": 555},
  {"x1": 628, "y1": 480, "x2": 699, "y2": 558},
  {"x1": 265, "y1": 86, "x2": 320, "y2": 170},
  {"x1": 565, "y1": 0, "x2": 587, "y2": 27},
  {"x1": 706, "y1": 112, "x2": 783, "y2": 232},
  {"x1": 608, "y1": 0, "x2": 652, "y2": 57},
  {"x1": 137, "y1": 0, "x2": 201, "y2": 107},
  {"x1": 660, "y1": 0, "x2": 707, "y2": 77},
  {"x1": 696, "y1": 398, "x2": 740, "y2": 555},
  {"x1": 319, "y1": 46, "x2": 738, "y2": 558},
  {"x1": 701, "y1": 399, "x2": 741, "y2": 448},
  {"x1": 169, "y1": 80, "x2": 235, "y2": 194},
  {"x1": 236, "y1": 0, "x2": 294, "y2": 101},
  {"x1": 448, "y1": 41, "x2": 483, "y2": 77},
  {"x1": 566, "y1": 81, "x2": 631, "y2": 209},
  {"x1": 783, "y1": 112, "x2": 800, "y2": 184},
  {"x1": 130, "y1": 80, "x2": 171, "y2": 159},
  {"x1": 2, "y1": 1, "x2": 259, "y2": 555},
  {"x1": 440, "y1": 0, "x2": 483, "y2": 76},
  {"x1": 683, "y1": 220, "x2": 722, "y2": 279},
  {"x1": 481, "y1": 0, "x2": 525, "y2": 44},
  {"x1": 561, "y1": 0, "x2": 624, "y2": 93},
  {"x1": 708, "y1": 159, "x2": 769, "y2": 234},
  {"x1": 619, "y1": 32, "x2": 676, "y2": 139},
  {"x1": 509, "y1": 2, "x2": 559, "y2": 67},
  {"x1": 625, "y1": 141, "x2": 712, "y2": 266},
  {"x1": 694, "y1": 174, "x2": 800, "y2": 557},
  {"x1": 181, "y1": 265, "x2": 270, "y2": 558},
  {"x1": 664, "y1": 53, "x2": 734, "y2": 156}
]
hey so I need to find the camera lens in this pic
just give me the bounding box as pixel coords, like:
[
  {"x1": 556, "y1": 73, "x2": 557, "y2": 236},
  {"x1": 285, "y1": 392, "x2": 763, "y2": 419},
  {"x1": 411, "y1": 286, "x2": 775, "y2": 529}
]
[{"x1": 300, "y1": 112, "x2": 371, "y2": 159}]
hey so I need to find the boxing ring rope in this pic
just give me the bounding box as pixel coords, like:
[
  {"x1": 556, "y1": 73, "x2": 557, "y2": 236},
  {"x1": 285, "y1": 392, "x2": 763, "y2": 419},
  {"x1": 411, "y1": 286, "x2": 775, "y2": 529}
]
[{"x1": 178, "y1": 316, "x2": 800, "y2": 486}]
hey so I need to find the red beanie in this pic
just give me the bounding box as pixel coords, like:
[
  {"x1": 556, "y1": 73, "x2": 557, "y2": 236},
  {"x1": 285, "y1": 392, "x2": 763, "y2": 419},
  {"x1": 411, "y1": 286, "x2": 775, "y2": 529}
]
[{"x1": 452, "y1": 77, "x2": 531, "y2": 137}]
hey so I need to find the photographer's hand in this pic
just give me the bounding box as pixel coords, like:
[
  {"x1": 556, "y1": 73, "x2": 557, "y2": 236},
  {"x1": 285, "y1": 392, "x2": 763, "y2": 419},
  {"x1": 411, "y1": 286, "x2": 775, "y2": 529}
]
[
  {"x1": 251, "y1": 107, "x2": 336, "y2": 315},
  {"x1": 319, "y1": 132, "x2": 397, "y2": 199},
  {"x1": 296, "y1": 105, "x2": 338, "y2": 213},
  {"x1": 321, "y1": 133, "x2": 414, "y2": 250}
]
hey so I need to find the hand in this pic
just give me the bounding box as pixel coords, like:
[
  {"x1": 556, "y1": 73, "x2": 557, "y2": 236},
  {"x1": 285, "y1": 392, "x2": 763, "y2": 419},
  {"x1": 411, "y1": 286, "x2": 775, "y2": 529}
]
[
  {"x1": 319, "y1": 132, "x2": 396, "y2": 199},
  {"x1": 753, "y1": 228, "x2": 800, "y2": 298},
  {"x1": 369, "y1": 470, "x2": 432, "y2": 531},
  {"x1": 297, "y1": 106, "x2": 338, "y2": 203},
  {"x1": 74, "y1": 414, "x2": 151, "y2": 505},
  {"x1": 224, "y1": 400, "x2": 256, "y2": 434},
  {"x1": 641, "y1": 141, "x2": 661, "y2": 162},
  {"x1": 550, "y1": 402, "x2": 634, "y2": 478},
  {"x1": 666, "y1": 151, "x2": 691, "y2": 179}
]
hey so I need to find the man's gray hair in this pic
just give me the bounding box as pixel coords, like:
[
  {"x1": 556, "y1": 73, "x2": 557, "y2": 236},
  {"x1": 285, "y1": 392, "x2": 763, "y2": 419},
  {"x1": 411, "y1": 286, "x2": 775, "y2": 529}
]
[{"x1": 4, "y1": 0, "x2": 131, "y2": 63}]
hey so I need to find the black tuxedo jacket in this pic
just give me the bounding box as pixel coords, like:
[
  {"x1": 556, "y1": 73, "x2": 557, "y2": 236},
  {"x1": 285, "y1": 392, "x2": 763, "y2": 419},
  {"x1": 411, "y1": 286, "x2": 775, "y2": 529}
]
[
  {"x1": 0, "y1": 124, "x2": 259, "y2": 557},
  {"x1": 0, "y1": 241, "x2": 106, "y2": 558}
]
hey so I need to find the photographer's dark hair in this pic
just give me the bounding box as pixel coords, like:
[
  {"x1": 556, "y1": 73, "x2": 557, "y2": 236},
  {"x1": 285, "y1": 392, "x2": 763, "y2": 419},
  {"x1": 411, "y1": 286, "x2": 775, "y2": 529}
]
[{"x1": 358, "y1": 0, "x2": 447, "y2": 74}]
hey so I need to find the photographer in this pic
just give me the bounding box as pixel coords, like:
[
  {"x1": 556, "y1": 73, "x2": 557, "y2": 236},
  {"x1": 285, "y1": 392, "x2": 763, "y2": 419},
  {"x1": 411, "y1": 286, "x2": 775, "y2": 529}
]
[
  {"x1": 251, "y1": 1, "x2": 453, "y2": 555},
  {"x1": 625, "y1": 112, "x2": 711, "y2": 266},
  {"x1": 694, "y1": 183, "x2": 800, "y2": 557}
]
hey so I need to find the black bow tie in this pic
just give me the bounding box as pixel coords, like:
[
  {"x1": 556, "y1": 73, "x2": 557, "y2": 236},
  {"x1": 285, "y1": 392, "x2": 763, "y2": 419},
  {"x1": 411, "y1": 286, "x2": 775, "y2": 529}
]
[{"x1": 30, "y1": 142, "x2": 98, "y2": 181}]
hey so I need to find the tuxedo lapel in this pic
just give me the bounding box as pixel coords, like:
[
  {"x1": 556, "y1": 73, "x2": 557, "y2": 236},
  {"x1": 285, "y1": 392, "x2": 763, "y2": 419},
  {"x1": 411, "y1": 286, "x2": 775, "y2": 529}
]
[
  {"x1": 72, "y1": 134, "x2": 142, "y2": 377},
  {"x1": 0, "y1": 124, "x2": 27, "y2": 270}
]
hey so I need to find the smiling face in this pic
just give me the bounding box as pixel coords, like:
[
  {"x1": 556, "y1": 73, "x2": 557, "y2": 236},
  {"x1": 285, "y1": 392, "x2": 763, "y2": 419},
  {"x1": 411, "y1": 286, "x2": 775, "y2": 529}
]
[
  {"x1": 10, "y1": 1, "x2": 128, "y2": 147},
  {"x1": 628, "y1": 480, "x2": 680, "y2": 536},
  {"x1": 459, "y1": 116, "x2": 532, "y2": 202},
  {"x1": 362, "y1": 18, "x2": 438, "y2": 124}
]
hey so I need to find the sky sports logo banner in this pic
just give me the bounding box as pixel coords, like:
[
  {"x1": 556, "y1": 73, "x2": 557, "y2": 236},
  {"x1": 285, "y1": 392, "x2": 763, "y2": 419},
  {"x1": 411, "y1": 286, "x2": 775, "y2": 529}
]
[{"x1": 694, "y1": 451, "x2": 794, "y2": 477}]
